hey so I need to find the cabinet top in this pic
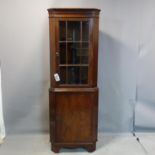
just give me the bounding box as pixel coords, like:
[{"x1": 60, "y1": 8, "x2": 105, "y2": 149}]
[{"x1": 48, "y1": 8, "x2": 100, "y2": 18}]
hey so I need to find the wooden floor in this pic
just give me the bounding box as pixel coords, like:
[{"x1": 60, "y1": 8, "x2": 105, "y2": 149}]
[{"x1": 0, "y1": 133, "x2": 155, "y2": 155}]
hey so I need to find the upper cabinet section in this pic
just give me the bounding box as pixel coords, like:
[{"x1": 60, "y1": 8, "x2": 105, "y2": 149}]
[{"x1": 48, "y1": 8, "x2": 100, "y2": 88}]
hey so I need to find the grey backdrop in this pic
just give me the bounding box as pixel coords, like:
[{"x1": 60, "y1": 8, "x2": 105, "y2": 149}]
[{"x1": 0, "y1": 0, "x2": 155, "y2": 134}]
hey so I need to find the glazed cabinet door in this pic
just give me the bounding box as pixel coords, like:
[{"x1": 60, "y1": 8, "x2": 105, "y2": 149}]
[{"x1": 53, "y1": 19, "x2": 95, "y2": 87}]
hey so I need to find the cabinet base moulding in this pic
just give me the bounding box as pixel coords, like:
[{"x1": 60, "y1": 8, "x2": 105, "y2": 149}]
[{"x1": 51, "y1": 143, "x2": 96, "y2": 153}]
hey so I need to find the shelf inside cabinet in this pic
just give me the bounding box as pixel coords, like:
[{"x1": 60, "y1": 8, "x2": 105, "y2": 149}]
[{"x1": 59, "y1": 64, "x2": 88, "y2": 67}]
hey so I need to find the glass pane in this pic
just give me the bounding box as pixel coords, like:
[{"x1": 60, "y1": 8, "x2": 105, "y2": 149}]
[
  {"x1": 68, "y1": 67, "x2": 80, "y2": 84},
  {"x1": 58, "y1": 21, "x2": 89, "y2": 85},
  {"x1": 67, "y1": 21, "x2": 80, "y2": 41},
  {"x1": 81, "y1": 67, "x2": 88, "y2": 84},
  {"x1": 81, "y1": 43, "x2": 89, "y2": 64},
  {"x1": 82, "y1": 21, "x2": 89, "y2": 41},
  {"x1": 59, "y1": 21, "x2": 66, "y2": 41},
  {"x1": 67, "y1": 43, "x2": 80, "y2": 64},
  {"x1": 60, "y1": 67, "x2": 66, "y2": 84},
  {"x1": 59, "y1": 43, "x2": 66, "y2": 64}
]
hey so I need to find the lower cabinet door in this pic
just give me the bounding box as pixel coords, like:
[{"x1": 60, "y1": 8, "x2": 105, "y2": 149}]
[{"x1": 54, "y1": 91, "x2": 98, "y2": 143}]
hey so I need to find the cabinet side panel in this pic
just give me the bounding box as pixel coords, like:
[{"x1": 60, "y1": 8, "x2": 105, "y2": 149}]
[
  {"x1": 49, "y1": 91, "x2": 56, "y2": 142},
  {"x1": 49, "y1": 18, "x2": 56, "y2": 88},
  {"x1": 89, "y1": 18, "x2": 99, "y2": 87},
  {"x1": 92, "y1": 89, "x2": 98, "y2": 141}
]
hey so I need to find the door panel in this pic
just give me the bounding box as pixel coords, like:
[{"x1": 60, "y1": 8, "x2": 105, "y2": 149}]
[{"x1": 55, "y1": 92, "x2": 95, "y2": 143}]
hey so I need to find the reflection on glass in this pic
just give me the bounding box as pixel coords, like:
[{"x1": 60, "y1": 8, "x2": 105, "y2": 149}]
[
  {"x1": 67, "y1": 21, "x2": 80, "y2": 41},
  {"x1": 60, "y1": 67, "x2": 66, "y2": 84},
  {"x1": 81, "y1": 43, "x2": 89, "y2": 64},
  {"x1": 59, "y1": 43, "x2": 66, "y2": 64},
  {"x1": 68, "y1": 67, "x2": 80, "y2": 84},
  {"x1": 81, "y1": 67, "x2": 88, "y2": 84},
  {"x1": 67, "y1": 43, "x2": 80, "y2": 64},
  {"x1": 82, "y1": 21, "x2": 89, "y2": 41},
  {"x1": 59, "y1": 21, "x2": 66, "y2": 41}
]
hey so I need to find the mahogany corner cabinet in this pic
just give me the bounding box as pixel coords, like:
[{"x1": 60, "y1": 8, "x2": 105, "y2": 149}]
[{"x1": 48, "y1": 8, "x2": 100, "y2": 153}]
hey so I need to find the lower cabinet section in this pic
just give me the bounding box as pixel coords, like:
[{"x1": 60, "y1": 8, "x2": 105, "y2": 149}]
[{"x1": 49, "y1": 88, "x2": 98, "y2": 153}]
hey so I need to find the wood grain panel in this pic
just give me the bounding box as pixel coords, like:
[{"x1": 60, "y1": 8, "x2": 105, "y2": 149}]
[{"x1": 55, "y1": 92, "x2": 95, "y2": 142}]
